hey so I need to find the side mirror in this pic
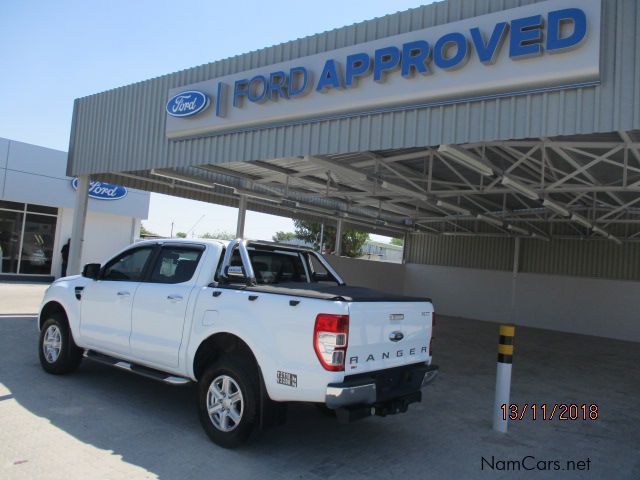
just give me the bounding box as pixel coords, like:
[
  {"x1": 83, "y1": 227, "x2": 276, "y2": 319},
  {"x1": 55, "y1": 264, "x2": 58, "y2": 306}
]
[{"x1": 82, "y1": 263, "x2": 101, "y2": 280}]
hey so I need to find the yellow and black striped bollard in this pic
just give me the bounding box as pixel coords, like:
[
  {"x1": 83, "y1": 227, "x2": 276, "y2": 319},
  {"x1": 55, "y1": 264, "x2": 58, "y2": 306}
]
[{"x1": 493, "y1": 325, "x2": 515, "y2": 432}]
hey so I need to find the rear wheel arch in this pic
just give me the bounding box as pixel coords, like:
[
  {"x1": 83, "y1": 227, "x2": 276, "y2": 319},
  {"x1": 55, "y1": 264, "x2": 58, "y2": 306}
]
[{"x1": 193, "y1": 333, "x2": 261, "y2": 381}]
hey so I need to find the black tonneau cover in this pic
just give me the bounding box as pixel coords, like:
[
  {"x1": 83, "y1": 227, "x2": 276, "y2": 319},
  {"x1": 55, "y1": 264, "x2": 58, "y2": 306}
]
[{"x1": 225, "y1": 282, "x2": 431, "y2": 303}]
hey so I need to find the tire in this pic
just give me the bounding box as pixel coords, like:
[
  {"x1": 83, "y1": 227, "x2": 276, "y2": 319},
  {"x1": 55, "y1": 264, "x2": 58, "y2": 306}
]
[
  {"x1": 198, "y1": 356, "x2": 259, "y2": 448},
  {"x1": 38, "y1": 315, "x2": 83, "y2": 374}
]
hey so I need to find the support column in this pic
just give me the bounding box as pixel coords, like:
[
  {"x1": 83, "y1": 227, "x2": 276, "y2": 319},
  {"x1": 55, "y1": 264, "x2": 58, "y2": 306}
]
[
  {"x1": 68, "y1": 175, "x2": 90, "y2": 275},
  {"x1": 334, "y1": 218, "x2": 343, "y2": 256},
  {"x1": 236, "y1": 195, "x2": 247, "y2": 238},
  {"x1": 402, "y1": 232, "x2": 410, "y2": 264},
  {"x1": 130, "y1": 218, "x2": 141, "y2": 243},
  {"x1": 510, "y1": 237, "x2": 521, "y2": 322}
]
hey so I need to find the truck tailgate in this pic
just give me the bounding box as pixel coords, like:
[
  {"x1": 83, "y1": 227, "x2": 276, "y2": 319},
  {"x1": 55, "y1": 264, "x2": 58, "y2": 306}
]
[{"x1": 345, "y1": 301, "x2": 433, "y2": 374}]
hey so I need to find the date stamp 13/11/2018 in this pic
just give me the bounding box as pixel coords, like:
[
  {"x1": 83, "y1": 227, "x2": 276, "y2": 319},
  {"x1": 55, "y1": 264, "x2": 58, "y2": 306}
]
[{"x1": 500, "y1": 403, "x2": 599, "y2": 421}]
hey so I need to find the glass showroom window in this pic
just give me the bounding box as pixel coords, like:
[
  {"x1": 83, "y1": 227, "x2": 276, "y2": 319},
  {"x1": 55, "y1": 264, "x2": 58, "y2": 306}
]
[{"x1": 0, "y1": 201, "x2": 58, "y2": 275}]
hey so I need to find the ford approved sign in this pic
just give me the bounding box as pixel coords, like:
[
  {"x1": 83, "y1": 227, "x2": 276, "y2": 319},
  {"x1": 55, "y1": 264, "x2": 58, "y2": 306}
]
[
  {"x1": 166, "y1": 90, "x2": 210, "y2": 117},
  {"x1": 71, "y1": 178, "x2": 128, "y2": 200},
  {"x1": 166, "y1": 0, "x2": 601, "y2": 140}
]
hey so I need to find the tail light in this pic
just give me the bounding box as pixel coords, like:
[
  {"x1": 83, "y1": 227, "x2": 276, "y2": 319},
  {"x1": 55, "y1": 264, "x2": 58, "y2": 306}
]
[
  {"x1": 314, "y1": 314, "x2": 349, "y2": 371},
  {"x1": 429, "y1": 313, "x2": 436, "y2": 356}
]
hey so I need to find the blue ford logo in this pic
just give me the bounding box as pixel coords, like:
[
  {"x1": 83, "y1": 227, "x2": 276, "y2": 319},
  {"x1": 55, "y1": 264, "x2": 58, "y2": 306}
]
[
  {"x1": 389, "y1": 331, "x2": 404, "y2": 342},
  {"x1": 71, "y1": 178, "x2": 128, "y2": 201},
  {"x1": 166, "y1": 90, "x2": 210, "y2": 117}
]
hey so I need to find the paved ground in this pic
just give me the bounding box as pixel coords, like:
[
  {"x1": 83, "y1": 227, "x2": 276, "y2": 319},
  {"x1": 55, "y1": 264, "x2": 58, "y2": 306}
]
[
  {"x1": 0, "y1": 282, "x2": 48, "y2": 315},
  {"x1": 1, "y1": 286, "x2": 639, "y2": 479}
]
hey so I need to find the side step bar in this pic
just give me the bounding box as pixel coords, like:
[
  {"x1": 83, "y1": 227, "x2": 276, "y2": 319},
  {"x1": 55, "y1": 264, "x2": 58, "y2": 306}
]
[{"x1": 84, "y1": 350, "x2": 192, "y2": 385}]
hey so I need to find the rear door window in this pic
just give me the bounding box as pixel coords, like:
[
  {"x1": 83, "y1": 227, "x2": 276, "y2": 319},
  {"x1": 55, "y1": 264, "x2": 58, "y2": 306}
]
[{"x1": 148, "y1": 246, "x2": 204, "y2": 284}]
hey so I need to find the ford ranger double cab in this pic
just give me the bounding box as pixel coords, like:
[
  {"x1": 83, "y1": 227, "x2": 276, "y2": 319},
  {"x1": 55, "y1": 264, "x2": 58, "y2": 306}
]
[{"x1": 38, "y1": 238, "x2": 438, "y2": 447}]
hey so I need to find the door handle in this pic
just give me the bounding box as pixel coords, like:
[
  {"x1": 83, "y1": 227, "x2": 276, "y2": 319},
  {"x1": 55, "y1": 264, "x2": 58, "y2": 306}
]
[
  {"x1": 167, "y1": 294, "x2": 183, "y2": 302},
  {"x1": 117, "y1": 291, "x2": 130, "y2": 297}
]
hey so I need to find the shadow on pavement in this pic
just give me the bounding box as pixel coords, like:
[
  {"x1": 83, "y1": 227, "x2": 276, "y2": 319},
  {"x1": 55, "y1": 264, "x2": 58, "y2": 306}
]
[{"x1": 1, "y1": 315, "x2": 639, "y2": 479}]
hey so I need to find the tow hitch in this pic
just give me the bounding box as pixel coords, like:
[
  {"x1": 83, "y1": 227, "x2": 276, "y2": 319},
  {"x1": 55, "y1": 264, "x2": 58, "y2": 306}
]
[{"x1": 335, "y1": 390, "x2": 423, "y2": 424}]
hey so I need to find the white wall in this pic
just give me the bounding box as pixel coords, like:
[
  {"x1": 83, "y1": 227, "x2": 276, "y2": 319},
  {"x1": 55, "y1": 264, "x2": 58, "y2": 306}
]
[
  {"x1": 404, "y1": 264, "x2": 640, "y2": 343},
  {"x1": 328, "y1": 255, "x2": 406, "y2": 296},
  {"x1": 403, "y1": 264, "x2": 512, "y2": 323},
  {"x1": 53, "y1": 208, "x2": 138, "y2": 277},
  {"x1": 514, "y1": 273, "x2": 640, "y2": 342},
  {"x1": 327, "y1": 256, "x2": 640, "y2": 343}
]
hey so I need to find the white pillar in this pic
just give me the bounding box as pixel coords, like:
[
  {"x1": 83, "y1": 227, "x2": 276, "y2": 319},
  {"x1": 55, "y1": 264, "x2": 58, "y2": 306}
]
[
  {"x1": 68, "y1": 175, "x2": 90, "y2": 275},
  {"x1": 510, "y1": 237, "x2": 521, "y2": 322},
  {"x1": 334, "y1": 218, "x2": 343, "y2": 256},
  {"x1": 130, "y1": 218, "x2": 141, "y2": 243},
  {"x1": 236, "y1": 195, "x2": 247, "y2": 238},
  {"x1": 493, "y1": 362, "x2": 513, "y2": 433}
]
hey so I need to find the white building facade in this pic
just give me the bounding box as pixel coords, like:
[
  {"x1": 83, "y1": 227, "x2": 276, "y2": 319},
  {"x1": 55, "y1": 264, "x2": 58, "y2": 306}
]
[{"x1": 0, "y1": 138, "x2": 149, "y2": 280}]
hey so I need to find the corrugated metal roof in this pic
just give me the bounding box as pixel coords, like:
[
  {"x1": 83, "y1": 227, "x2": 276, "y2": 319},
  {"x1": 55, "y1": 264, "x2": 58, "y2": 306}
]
[{"x1": 69, "y1": 0, "x2": 640, "y2": 176}]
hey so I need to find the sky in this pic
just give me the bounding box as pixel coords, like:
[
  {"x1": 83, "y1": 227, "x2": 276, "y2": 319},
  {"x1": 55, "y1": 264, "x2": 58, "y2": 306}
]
[{"x1": 0, "y1": 0, "x2": 432, "y2": 240}]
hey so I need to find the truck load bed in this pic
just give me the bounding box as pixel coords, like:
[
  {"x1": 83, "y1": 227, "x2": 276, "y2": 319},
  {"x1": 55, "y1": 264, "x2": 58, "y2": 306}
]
[{"x1": 232, "y1": 282, "x2": 431, "y2": 303}]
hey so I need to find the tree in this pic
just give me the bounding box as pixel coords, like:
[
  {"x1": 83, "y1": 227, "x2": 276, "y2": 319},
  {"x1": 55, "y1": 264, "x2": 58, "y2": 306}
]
[
  {"x1": 293, "y1": 220, "x2": 369, "y2": 257},
  {"x1": 140, "y1": 223, "x2": 158, "y2": 237},
  {"x1": 390, "y1": 237, "x2": 404, "y2": 246},
  {"x1": 176, "y1": 232, "x2": 187, "y2": 238},
  {"x1": 200, "y1": 230, "x2": 235, "y2": 240},
  {"x1": 272, "y1": 231, "x2": 297, "y2": 242}
]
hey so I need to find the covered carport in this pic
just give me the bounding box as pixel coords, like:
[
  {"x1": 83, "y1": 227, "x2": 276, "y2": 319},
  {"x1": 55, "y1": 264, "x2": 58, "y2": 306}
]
[
  {"x1": 65, "y1": 0, "x2": 640, "y2": 344},
  {"x1": 63, "y1": 0, "x2": 640, "y2": 354},
  {"x1": 4, "y1": 0, "x2": 637, "y2": 475},
  {"x1": 73, "y1": 133, "x2": 640, "y2": 340}
]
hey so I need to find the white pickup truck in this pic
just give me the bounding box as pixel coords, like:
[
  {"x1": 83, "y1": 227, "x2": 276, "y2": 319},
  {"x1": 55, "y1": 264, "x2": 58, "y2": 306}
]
[{"x1": 38, "y1": 238, "x2": 437, "y2": 447}]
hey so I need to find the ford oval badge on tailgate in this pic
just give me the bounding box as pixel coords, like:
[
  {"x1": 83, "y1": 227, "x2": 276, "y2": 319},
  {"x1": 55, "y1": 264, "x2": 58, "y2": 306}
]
[{"x1": 389, "y1": 331, "x2": 404, "y2": 342}]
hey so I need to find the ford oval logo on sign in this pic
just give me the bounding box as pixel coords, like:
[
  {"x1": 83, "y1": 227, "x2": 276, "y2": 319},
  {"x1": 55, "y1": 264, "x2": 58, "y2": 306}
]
[
  {"x1": 71, "y1": 178, "x2": 128, "y2": 201},
  {"x1": 166, "y1": 90, "x2": 210, "y2": 117}
]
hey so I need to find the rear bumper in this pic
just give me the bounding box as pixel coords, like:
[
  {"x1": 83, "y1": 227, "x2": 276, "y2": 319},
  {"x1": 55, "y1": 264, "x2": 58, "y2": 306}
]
[{"x1": 325, "y1": 363, "x2": 439, "y2": 410}]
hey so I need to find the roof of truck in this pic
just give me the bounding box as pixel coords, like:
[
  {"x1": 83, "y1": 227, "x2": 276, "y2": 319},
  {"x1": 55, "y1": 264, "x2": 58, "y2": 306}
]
[{"x1": 133, "y1": 238, "x2": 317, "y2": 253}]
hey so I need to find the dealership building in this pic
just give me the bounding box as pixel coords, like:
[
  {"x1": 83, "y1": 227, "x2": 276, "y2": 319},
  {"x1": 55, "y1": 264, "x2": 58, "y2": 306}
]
[
  {"x1": 63, "y1": 0, "x2": 640, "y2": 341},
  {"x1": 0, "y1": 138, "x2": 149, "y2": 280}
]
